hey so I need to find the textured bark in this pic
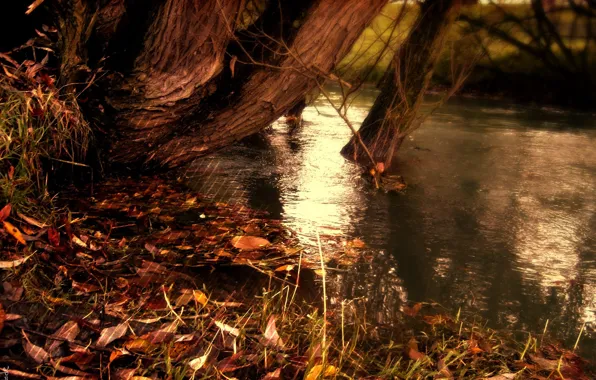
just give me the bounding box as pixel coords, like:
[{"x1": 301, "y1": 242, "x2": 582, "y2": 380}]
[
  {"x1": 108, "y1": 0, "x2": 244, "y2": 152},
  {"x1": 54, "y1": 0, "x2": 101, "y2": 88},
  {"x1": 41, "y1": 0, "x2": 385, "y2": 168},
  {"x1": 341, "y1": 0, "x2": 457, "y2": 165},
  {"x1": 147, "y1": 0, "x2": 386, "y2": 167}
]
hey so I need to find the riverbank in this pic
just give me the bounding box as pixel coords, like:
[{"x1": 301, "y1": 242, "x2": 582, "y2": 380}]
[{"x1": 0, "y1": 177, "x2": 593, "y2": 379}]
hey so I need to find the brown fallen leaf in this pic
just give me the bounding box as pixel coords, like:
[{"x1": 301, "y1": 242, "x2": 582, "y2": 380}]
[
  {"x1": 72, "y1": 281, "x2": 101, "y2": 293},
  {"x1": 45, "y1": 321, "x2": 80, "y2": 356},
  {"x1": 403, "y1": 303, "x2": 422, "y2": 317},
  {"x1": 23, "y1": 335, "x2": 50, "y2": 363},
  {"x1": 113, "y1": 368, "x2": 136, "y2": 380},
  {"x1": 231, "y1": 235, "x2": 270, "y2": 250},
  {"x1": 262, "y1": 315, "x2": 285, "y2": 349},
  {"x1": 528, "y1": 353, "x2": 557, "y2": 371},
  {"x1": 3, "y1": 221, "x2": 26, "y2": 244},
  {"x1": 0, "y1": 204, "x2": 11, "y2": 222},
  {"x1": 262, "y1": 368, "x2": 281, "y2": 380},
  {"x1": 3, "y1": 281, "x2": 24, "y2": 301},
  {"x1": 96, "y1": 323, "x2": 128, "y2": 347},
  {"x1": 50, "y1": 359, "x2": 96, "y2": 377},
  {"x1": 407, "y1": 338, "x2": 425, "y2": 361},
  {"x1": 48, "y1": 228, "x2": 60, "y2": 246},
  {"x1": 0, "y1": 303, "x2": 4, "y2": 334},
  {"x1": 408, "y1": 347, "x2": 426, "y2": 361}
]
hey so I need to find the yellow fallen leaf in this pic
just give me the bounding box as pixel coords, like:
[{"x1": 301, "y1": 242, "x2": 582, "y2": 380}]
[
  {"x1": 305, "y1": 365, "x2": 337, "y2": 380},
  {"x1": 193, "y1": 289, "x2": 209, "y2": 307},
  {"x1": 3, "y1": 221, "x2": 26, "y2": 244}
]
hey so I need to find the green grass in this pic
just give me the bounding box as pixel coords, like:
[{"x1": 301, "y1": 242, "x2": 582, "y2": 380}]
[{"x1": 0, "y1": 65, "x2": 91, "y2": 218}]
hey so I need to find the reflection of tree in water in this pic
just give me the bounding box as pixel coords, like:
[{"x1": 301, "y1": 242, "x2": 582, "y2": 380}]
[
  {"x1": 335, "y1": 129, "x2": 596, "y2": 359},
  {"x1": 327, "y1": 250, "x2": 406, "y2": 325}
]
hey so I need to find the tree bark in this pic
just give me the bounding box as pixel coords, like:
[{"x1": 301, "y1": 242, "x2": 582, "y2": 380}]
[
  {"x1": 105, "y1": 0, "x2": 386, "y2": 167},
  {"x1": 341, "y1": 0, "x2": 457, "y2": 166}
]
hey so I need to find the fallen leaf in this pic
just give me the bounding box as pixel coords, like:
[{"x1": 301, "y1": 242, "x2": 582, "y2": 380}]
[
  {"x1": 45, "y1": 321, "x2": 80, "y2": 356},
  {"x1": 262, "y1": 368, "x2": 281, "y2": 380},
  {"x1": 0, "y1": 303, "x2": 4, "y2": 334},
  {"x1": 193, "y1": 289, "x2": 209, "y2": 307},
  {"x1": 17, "y1": 212, "x2": 48, "y2": 228},
  {"x1": 214, "y1": 320, "x2": 240, "y2": 336},
  {"x1": 231, "y1": 235, "x2": 270, "y2": 250},
  {"x1": 528, "y1": 354, "x2": 557, "y2": 371},
  {"x1": 124, "y1": 338, "x2": 154, "y2": 354},
  {"x1": 407, "y1": 338, "x2": 425, "y2": 361},
  {"x1": 262, "y1": 315, "x2": 285, "y2": 349},
  {"x1": 48, "y1": 228, "x2": 60, "y2": 246},
  {"x1": 23, "y1": 336, "x2": 50, "y2": 363},
  {"x1": 403, "y1": 303, "x2": 422, "y2": 317},
  {"x1": 0, "y1": 255, "x2": 32, "y2": 269},
  {"x1": 305, "y1": 365, "x2": 338, "y2": 380},
  {"x1": 0, "y1": 204, "x2": 11, "y2": 222},
  {"x1": 274, "y1": 265, "x2": 295, "y2": 272},
  {"x1": 50, "y1": 360, "x2": 95, "y2": 377},
  {"x1": 408, "y1": 347, "x2": 426, "y2": 361},
  {"x1": 189, "y1": 346, "x2": 212, "y2": 371},
  {"x1": 113, "y1": 368, "x2": 136, "y2": 380},
  {"x1": 96, "y1": 323, "x2": 128, "y2": 347},
  {"x1": 72, "y1": 281, "x2": 101, "y2": 293},
  {"x1": 2, "y1": 281, "x2": 25, "y2": 302},
  {"x1": 71, "y1": 235, "x2": 87, "y2": 248},
  {"x1": 3, "y1": 221, "x2": 26, "y2": 244},
  {"x1": 175, "y1": 289, "x2": 194, "y2": 307}
]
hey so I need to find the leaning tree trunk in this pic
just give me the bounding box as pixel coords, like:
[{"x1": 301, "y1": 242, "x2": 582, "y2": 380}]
[
  {"x1": 341, "y1": 0, "x2": 457, "y2": 167},
  {"x1": 53, "y1": 0, "x2": 386, "y2": 169}
]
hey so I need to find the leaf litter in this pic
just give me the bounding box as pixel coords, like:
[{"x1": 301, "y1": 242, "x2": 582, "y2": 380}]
[{"x1": 0, "y1": 177, "x2": 592, "y2": 379}]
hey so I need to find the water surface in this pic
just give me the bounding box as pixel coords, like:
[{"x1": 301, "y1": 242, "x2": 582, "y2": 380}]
[{"x1": 187, "y1": 87, "x2": 596, "y2": 360}]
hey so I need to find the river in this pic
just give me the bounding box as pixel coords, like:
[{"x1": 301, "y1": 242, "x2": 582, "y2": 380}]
[{"x1": 186, "y1": 86, "x2": 596, "y2": 361}]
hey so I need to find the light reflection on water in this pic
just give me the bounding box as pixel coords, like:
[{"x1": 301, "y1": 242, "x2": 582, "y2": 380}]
[{"x1": 186, "y1": 87, "x2": 596, "y2": 360}]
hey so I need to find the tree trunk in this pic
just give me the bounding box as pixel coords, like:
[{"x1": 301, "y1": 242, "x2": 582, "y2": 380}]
[
  {"x1": 38, "y1": 0, "x2": 373, "y2": 169},
  {"x1": 341, "y1": 0, "x2": 457, "y2": 167},
  {"x1": 105, "y1": 0, "x2": 385, "y2": 167}
]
